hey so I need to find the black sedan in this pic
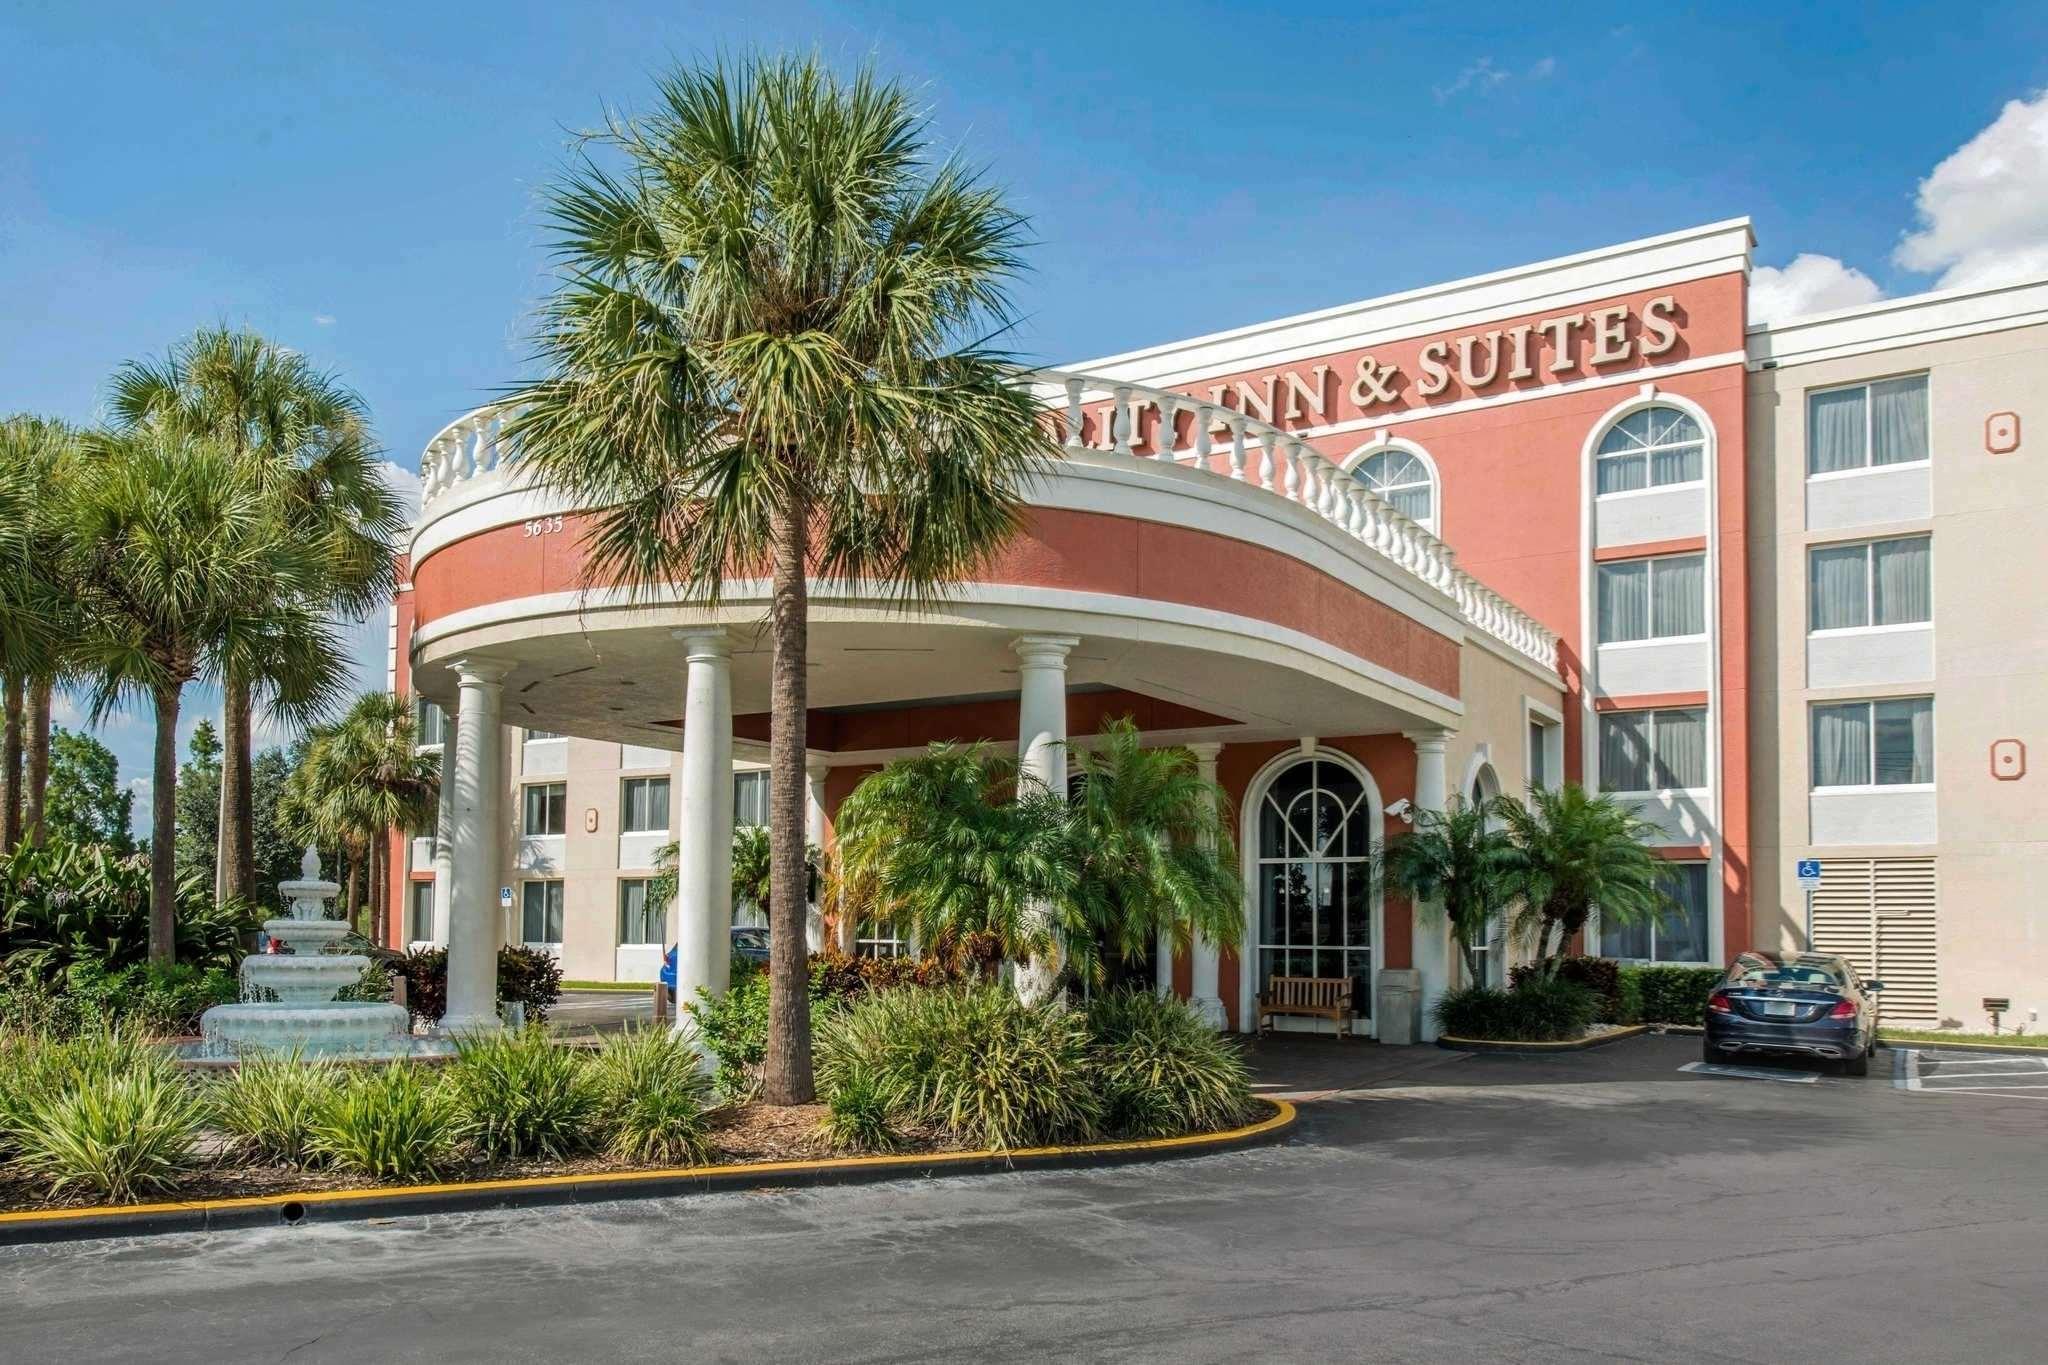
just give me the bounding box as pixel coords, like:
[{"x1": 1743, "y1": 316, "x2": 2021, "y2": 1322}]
[{"x1": 1703, "y1": 951, "x2": 1883, "y2": 1075}]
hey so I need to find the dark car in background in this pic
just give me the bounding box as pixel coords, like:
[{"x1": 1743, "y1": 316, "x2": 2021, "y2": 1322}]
[
  {"x1": 659, "y1": 926, "x2": 771, "y2": 1004},
  {"x1": 1703, "y1": 951, "x2": 1882, "y2": 1075}
]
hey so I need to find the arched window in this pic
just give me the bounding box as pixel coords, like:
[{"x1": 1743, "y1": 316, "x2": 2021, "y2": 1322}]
[
  {"x1": 1351, "y1": 446, "x2": 1438, "y2": 532},
  {"x1": 1465, "y1": 763, "x2": 1506, "y2": 988},
  {"x1": 1594, "y1": 405, "x2": 1704, "y2": 496},
  {"x1": 1253, "y1": 757, "x2": 1374, "y2": 1016}
]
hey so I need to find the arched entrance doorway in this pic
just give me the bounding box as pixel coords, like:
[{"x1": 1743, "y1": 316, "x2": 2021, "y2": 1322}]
[
  {"x1": 1243, "y1": 752, "x2": 1382, "y2": 1035},
  {"x1": 1465, "y1": 759, "x2": 1506, "y2": 988}
]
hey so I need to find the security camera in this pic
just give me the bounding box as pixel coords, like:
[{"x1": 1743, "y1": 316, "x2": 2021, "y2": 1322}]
[{"x1": 1386, "y1": 798, "x2": 1414, "y2": 823}]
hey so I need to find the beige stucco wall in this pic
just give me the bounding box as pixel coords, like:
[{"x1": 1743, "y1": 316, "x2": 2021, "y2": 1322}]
[
  {"x1": 1453, "y1": 640, "x2": 1563, "y2": 807},
  {"x1": 1748, "y1": 320, "x2": 2048, "y2": 1029}
]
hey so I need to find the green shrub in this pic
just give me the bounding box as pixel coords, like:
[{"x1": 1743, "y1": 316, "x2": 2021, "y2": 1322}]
[
  {"x1": 445, "y1": 1027, "x2": 599, "y2": 1162},
  {"x1": 308, "y1": 1062, "x2": 459, "y2": 1182},
  {"x1": 586, "y1": 1026, "x2": 714, "y2": 1165},
  {"x1": 1627, "y1": 965, "x2": 1725, "y2": 1025},
  {"x1": 0, "y1": 960, "x2": 239, "y2": 1039},
  {"x1": 816, "y1": 984, "x2": 1100, "y2": 1151},
  {"x1": 8, "y1": 1067, "x2": 208, "y2": 1202},
  {"x1": 1084, "y1": 990, "x2": 1254, "y2": 1137},
  {"x1": 687, "y1": 959, "x2": 774, "y2": 1101},
  {"x1": 0, "y1": 837, "x2": 256, "y2": 976},
  {"x1": 211, "y1": 1051, "x2": 335, "y2": 1166},
  {"x1": 817, "y1": 1062, "x2": 898, "y2": 1153},
  {"x1": 1513, "y1": 956, "x2": 1630, "y2": 1023},
  {"x1": 1434, "y1": 979, "x2": 1600, "y2": 1042}
]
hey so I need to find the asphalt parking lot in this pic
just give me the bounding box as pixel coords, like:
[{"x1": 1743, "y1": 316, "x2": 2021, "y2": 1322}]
[
  {"x1": 4, "y1": 1033, "x2": 2044, "y2": 1363},
  {"x1": 1893, "y1": 1045, "x2": 2048, "y2": 1100}
]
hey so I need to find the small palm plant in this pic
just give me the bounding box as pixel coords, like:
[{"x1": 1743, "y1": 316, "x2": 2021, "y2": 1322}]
[
  {"x1": 1374, "y1": 794, "x2": 1520, "y2": 987},
  {"x1": 1498, "y1": 782, "x2": 1675, "y2": 979},
  {"x1": 504, "y1": 55, "x2": 1053, "y2": 1104}
]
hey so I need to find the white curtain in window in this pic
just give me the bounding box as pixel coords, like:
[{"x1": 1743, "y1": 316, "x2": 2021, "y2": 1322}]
[
  {"x1": 1597, "y1": 453, "x2": 1647, "y2": 495},
  {"x1": 1809, "y1": 543, "x2": 1870, "y2": 630},
  {"x1": 1598, "y1": 561, "x2": 1649, "y2": 643},
  {"x1": 1873, "y1": 698, "x2": 1933, "y2": 784},
  {"x1": 1872, "y1": 537, "x2": 1930, "y2": 625},
  {"x1": 1812, "y1": 703, "x2": 1872, "y2": 786},
  {"x1": 1651, "y1": 555, "x2": 1706, "y2": 637},
  {"x1": 1599, "y1": 712, "x2": 1651, "y2": 792},
  {"x1": 1871, "y1": 376, "x2": 1929, "y2": 466},
  {"x1": 1650, "y1": 441, "x2": 1702, "y2": 486},
  {"x1": 1808, "y1": 387, "x2": 1866, "y2": 474},
  {"x1": 1386, "y1": 484, "x2": 1432, "y2": 522},
  {"x1": 1653, "y1": 708, "x2": 1708, "y2": 789}
]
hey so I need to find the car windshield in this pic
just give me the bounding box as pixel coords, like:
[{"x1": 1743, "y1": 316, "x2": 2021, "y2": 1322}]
[{"x1": 1728, "y1": 956, "x2": 1844, "y2": 989}]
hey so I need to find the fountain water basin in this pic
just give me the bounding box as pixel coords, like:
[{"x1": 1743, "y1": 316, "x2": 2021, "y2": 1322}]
[{"x1": 183, "y1": 848, "x2": 452, "y2": 1064}]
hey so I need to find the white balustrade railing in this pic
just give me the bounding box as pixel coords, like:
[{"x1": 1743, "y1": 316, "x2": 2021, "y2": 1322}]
[{"x1": 419, "y1": 372, "x2": 1558, "y2": 673}]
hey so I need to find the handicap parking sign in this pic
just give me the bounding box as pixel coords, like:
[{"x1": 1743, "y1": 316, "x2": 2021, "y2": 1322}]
[{"x1": 1796, "y1": 859, "x2": 1823, "y2": 888}]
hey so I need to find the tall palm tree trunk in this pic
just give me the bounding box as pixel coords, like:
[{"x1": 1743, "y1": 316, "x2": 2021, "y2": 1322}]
[
  {"x1": 1, "y1": 673, "x2": 22, "y2": 851},
  {"x1": 217, "y1": 672, "x2": 255, "y2": 906},
  {"x1": 23, "y1": 677, "x2": 51, "y2": 846},
  {"x1": 369, "y1": 834, "x2": 387, "y2": 947},
  {"x1": 761, "y1": 491, "x2": 816, "y2": 1105},
  {"x1": 149, "y1": 683, "x2": 182, "y2": 965}
]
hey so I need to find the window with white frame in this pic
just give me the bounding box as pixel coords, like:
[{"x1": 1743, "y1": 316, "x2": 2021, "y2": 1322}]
[
  {"x1": 1596, "y1": 553, "x2": 1706, "y2": 643},
  {"x1": 1526, "y1": 713, "x2": 1561, "y2": 792},
  {"x1": 520, "y1": 880, "x2": 564, "y2": 946},
  {"x1": 524, "y1": 728, "x2": 563, "y2": 743},
  {"x1": 1351, "y1": 447, "x2": 1437, "y2": 531},
  {"x1": 621, "y1": 776, "x2": 670, "y2": 834},
  {"x1": 733, "y1": 770, "x2": 768, "y2": 828},
  {"x1": 522, "y1": 782, "x2": 566, "y2": 837},
  {"x1": 618, "y1": 878, "x2": 664, "y2": 945},
  {"x1": 408, "y1": 881, "x2": 435, "y2": 943},
  {"x1": 1808, "y1": 535, "x2": 1931, "y2": 632},
  {"x1": 855, "y1": 920, "x2": 907, "y2": 958},
  {"x1": 1599, "y1": 707, "x2": 1708, "y2": 792},
  {"x1": 1807, "y1": 374, "x2": 1929, "y2": 475},
  {"x1": 415, "y1": 699, "x2": 446, "y2": 748},
  {"x1": 1811, "y1": 698, "x2": 1934, "y2": 788},
  {"x1": 1600, "y1": 860, "x2": 1710, "y2": 963},
  {"x1": 1595, "y1": 405, "x2": 1705, "y2": 495}
]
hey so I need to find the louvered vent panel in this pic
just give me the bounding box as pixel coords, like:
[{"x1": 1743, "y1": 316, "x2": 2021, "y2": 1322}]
[{"x1": 1809, "y1": 857, "x2": 1939, "y2": 1024}]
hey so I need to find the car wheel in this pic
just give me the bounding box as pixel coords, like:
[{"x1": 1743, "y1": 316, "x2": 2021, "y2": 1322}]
[
  {"x1": 1844, "y1": 1049, "x2": 1870, "y2": 1077},
  {"x1": 1702, "y1": 1037, "x2": 1723, "y2": 1065}
]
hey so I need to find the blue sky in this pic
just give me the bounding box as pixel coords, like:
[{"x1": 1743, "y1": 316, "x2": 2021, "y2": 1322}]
[{"x1": 6, "y1": 2, "x2": 2048, "y2": 830}]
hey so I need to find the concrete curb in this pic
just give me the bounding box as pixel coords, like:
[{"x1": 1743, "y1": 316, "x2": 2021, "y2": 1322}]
[
  {"x1": 1878, "y1": 1036, "x2": 2048, "y2": 1058},
  {"x1": 1438, "y1": 1025, "x2": 1650, "y2": 1054},
  {"x1": 0, "y1": 1099, "x2": 1296, "y2": 1247}
]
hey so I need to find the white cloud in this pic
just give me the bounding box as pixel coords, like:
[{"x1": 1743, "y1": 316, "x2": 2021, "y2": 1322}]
[
  {"x1": 1895, "y1": 88, "x2": 2048, "y2": 290},
  {"x1": 1433, "y1": 57, "x2": 1510, "y2": 103},
  {"x1": 1528, "y1": 56, "x2": 1557, "y2": 80},
  {"x1": 313, "y1": 314, "x2": 336, "y2": 326},
  {"x1": 1749, "y1": 253, "x2": 1886, "y2": 323},
  {"x1": 126, "y1": 776, "x2": 152, "y2": 836}
]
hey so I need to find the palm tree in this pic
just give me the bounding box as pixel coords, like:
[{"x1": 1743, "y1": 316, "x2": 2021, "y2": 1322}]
[
  {"x1": 1497, "y1": 782, "x2": 1675, "y2": 980},
  {"x1": 648, "y1": 825, "x2": 823, "y2": 937},
  {"x1": 0, "y1": 416, "x2": 81, "y2": 851},
  {"x1": 505, "y1": 56, "x2": 1051, "y2": 1104},
  {"x1": 109, "y1": 326, "x2": 404, "y2": 909},
  {"x1": 281, "y1": 692, "x2": 439, "y2": 941},
  {"x1": 60, "y1": 428, "x2": 343, "y2": 964},
  {"x1": 834, "y1": 743, "x2": 1072, "y2": 966},
  {"x1": 1375, "y1": 794, "x2": 1519, "y2": 986},
  {"x1": 1063, "y1": 718, "x2": 1241, "y2": 987}
]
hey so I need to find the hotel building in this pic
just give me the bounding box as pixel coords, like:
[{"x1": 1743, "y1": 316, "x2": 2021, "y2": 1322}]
[{"x1": 386, "y1": 219, "x2": 2047, "y2": 1038}]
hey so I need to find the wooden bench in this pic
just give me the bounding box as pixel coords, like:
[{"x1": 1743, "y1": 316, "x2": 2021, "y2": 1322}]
[{"x1": 1258, "y1": 975, "x2": 1356, "y2": 1039}]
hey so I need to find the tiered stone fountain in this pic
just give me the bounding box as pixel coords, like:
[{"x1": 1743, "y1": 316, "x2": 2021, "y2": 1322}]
[{"x1": 188, "y1": 848, "x2": 447, "y2": 1061}]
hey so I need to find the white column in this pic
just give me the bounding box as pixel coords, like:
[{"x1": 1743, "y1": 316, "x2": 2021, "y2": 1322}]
[
  {"x1": 430, "y1": 707, "x2": 457, "y2": 946},
  {"x1": 1013, "y1": 634, "x2": 1078, "y2": 1003},
  {"x1": 1406, "y1": 728, "x2": 1452, "y2": 1042},
  {"x1": 672, "y1": 630, "x2": 734, "y2": 1029},
  {"x1": 804, "y1": 761, "x2": 829, "y2": 954},
  {"x1": 1187, "y1": 741, "x2": 1229, "y2": 1029},
  {"x1": 442, "y1": 658, "x2": 511, "y2": 1034}
]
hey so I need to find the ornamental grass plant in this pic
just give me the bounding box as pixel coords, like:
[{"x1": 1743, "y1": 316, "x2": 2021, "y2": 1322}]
[
  {"x1": 445, "y1": 1026, "x2": 601, "y2": 1162},
  {"x1": 586, "y1": 1025, "x2": 715, "y2": 1165},
  {"x1": 308, "y1": 1062, "x2": 459, "y2": 1183},
  {"x1": 209, "y1": 1049, "x2": 336, "y2": 1166},
  {"x1": 7, "y1": 1065, "x2": 208, "y2": 1203},
  {"x1": 1084, "y1": 990, "x2": 1255, "y2": 1138}
]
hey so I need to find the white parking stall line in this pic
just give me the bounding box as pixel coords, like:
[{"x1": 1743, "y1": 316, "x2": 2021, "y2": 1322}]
[
  {"x1": 1893, "y1": 1049, "x2": 2048, "y2": 1099},
  {"x1": 1679, "y1": 1061, "x2": 1821, "y2": 1084}
]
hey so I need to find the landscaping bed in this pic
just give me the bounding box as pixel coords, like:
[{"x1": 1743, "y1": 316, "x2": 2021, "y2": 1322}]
[{"x1": 0, "y1": 980, "x2": 1264, "y2": 1217}]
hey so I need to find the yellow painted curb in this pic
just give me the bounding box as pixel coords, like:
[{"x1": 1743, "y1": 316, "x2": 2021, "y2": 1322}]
[
  {"x1": 1439, "y1": 1025, "x2": 1649, "y2": 1052},
  {"x1": 0, "y1": 1099, "x2": 1296, "y2": 1235}
]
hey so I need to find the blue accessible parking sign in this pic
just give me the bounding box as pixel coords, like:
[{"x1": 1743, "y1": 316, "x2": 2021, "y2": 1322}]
[{"x1": 1796, "y1": 860, "x2": 1823, "y2": 888}]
